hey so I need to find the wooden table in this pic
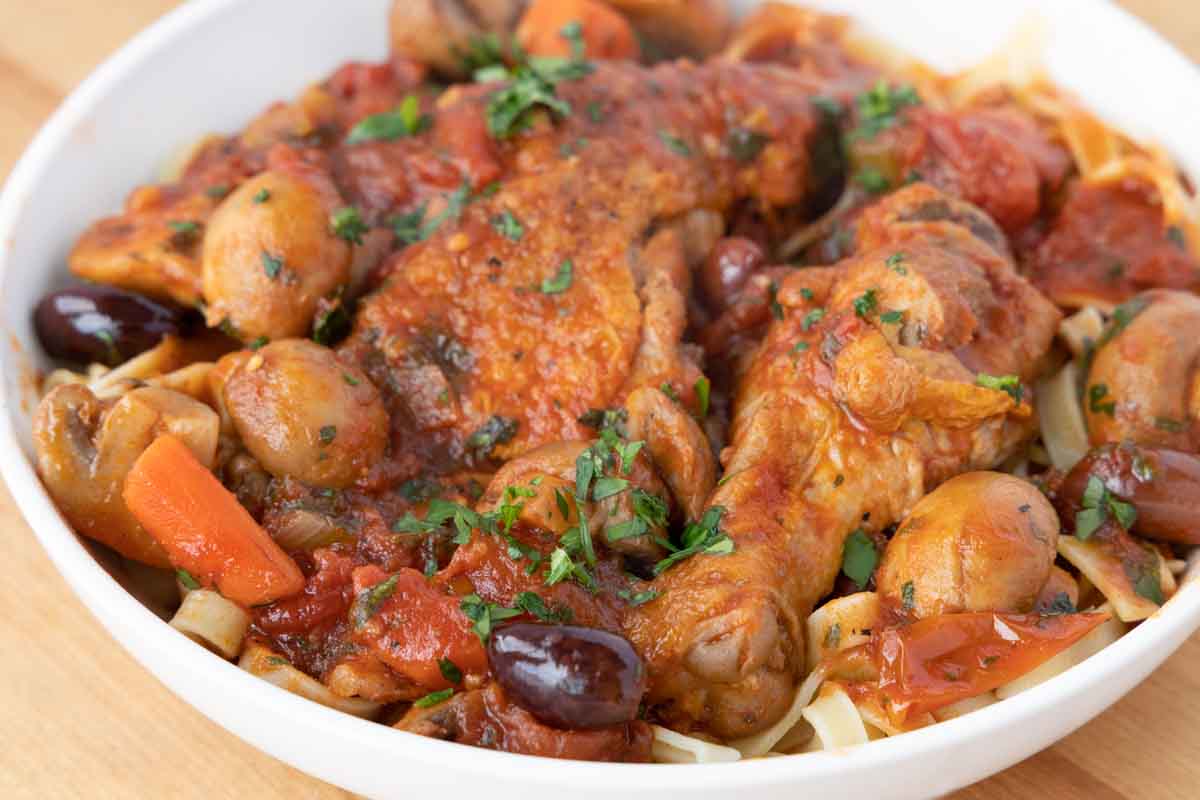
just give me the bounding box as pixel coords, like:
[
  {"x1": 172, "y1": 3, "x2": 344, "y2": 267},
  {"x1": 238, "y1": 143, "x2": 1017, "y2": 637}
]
[{"x1": 0, "y1": 2, "x2": 1195, "y2": 798}]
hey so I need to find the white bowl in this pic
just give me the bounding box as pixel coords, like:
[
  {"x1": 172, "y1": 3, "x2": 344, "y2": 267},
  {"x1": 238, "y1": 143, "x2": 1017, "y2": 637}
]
[{"x1": 3, "y1": 1, "x2": 1198, "y2": 798}]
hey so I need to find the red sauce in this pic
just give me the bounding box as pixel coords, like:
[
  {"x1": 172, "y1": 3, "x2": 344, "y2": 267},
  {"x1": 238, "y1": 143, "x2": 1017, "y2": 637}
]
[
  {"x1": 838, "y1": 611, "x2": 1110, "y2": 728},
  {"x1": 1023, "y1": 179, "x2": 1200, "y2": 308}
]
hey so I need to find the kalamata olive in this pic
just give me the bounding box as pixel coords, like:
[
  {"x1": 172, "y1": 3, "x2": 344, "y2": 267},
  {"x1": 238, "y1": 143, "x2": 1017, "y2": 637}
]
[
  {"x1": 34, "y1": 284, "x2": 192, "y2": 366},
  {"x1": 1059, "y1": 442, "x2": 1200, "y2": 545},
  {"x1": 487, "y1": 623, "x2": 646, "y2": 730},
  {"x1": 700, "y1": 237, "x2": 766, "y2": 313}
]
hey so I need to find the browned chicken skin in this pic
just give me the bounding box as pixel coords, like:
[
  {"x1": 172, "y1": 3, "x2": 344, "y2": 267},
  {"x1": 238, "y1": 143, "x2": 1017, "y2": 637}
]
[
  {"x1": 340, "y1": 60, "x2": 848, "y2": 482},
  {"x1": 625, "y1": 185, "x2": 1060, "y2": 739}
]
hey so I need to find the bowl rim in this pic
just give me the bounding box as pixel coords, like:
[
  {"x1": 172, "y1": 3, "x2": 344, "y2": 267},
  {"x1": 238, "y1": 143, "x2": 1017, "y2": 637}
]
[{"x1": 3, "y1": 0, "x2": 1200, "y2": 792}]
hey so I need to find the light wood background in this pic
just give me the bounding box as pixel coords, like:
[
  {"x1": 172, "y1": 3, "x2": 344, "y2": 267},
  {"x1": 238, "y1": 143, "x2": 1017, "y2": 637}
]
[{"x1": 0, "y1": 2, "x2": 1195, "y2": 798}]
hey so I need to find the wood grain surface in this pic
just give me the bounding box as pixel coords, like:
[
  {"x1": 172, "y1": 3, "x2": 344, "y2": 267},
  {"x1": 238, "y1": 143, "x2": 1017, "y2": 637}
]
[{"x1": 0, "y1": 2, "x2": 1194, "y2": 798}]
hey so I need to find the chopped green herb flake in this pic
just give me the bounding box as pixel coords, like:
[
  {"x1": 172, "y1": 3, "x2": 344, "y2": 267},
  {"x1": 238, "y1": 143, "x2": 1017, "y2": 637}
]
[
  {"x1": 347, "y1": 95, "x2": 430, "y2": 144},
  {"x1": 694, "y1": 376, "x2": 711, "y2": 418},
  {"x1": 319, "y1": 425, "x2": 337, "y2": 446},
  {"x1": 618, "y1": 588, "x2": 660, "y2": 606},
  {"x1": 901, "y1": 580, "x2": 916, "y2": 612},
  {"x1": 727, "y1": 127, "x2": 768, "y2": 163},
  {"x1": 460, "y1": 594, "x2": 522, "y2": 642},
  {"x1": 540, "y1": 259, "x2": 574, "y2": 294},
  {"x1": 840, "y1": 529, "x2": 878, "y2": 590},
  {"x1": 467, "y1": 415, "x2": 519, "y2": 459},
  {"x1": 1154, "y1": 416, "x2": 1184, "y2": 433},
  {"x1": 1088, "y1": 383, "x2": 1116, "y2": 416},
  {"x1": 414, "y1": 688, "x2": 455, "y2": 708},
  {"x1": 658, "y1": 130, "x2": 692, "y2": 157},
  {"x1": 343, "y1": 372, "x2": 361, "y2": 387},
  {"x1": 653, "y1": 506, "x2": 733, "y2": 574},
  {"x1": 802, "y1": 308, "x2": 827, "y2": 331},
  {"x1": 1042, "y1": 592, "x2": 1077, "y2": 616},
  {"x1": 331, "y1": 206, "x2": 369, "y2": 245},
  {"x1": 880, "y1": 310, "x2": 904, "y2": 324},
  {"x1": 252, "y1": 188, "x2": 271, "y2": 204},
  {"x1": 886, "y1": 252, "x2": 908, "y2": 275},
  {"x1": 853, "y1": 289, "x2": 879, "y2": 318},
  {"x1": 855, "y1": 168, "x2": 891, "y2": 194},
  {"x1": 976, "y1": 373, "x2": 1024, "y2": 404},
  {"x1": 514, "y1": 591, "x2": 572, "y2": 623},
  {"x1": 262, "y1": 252, "x2": 283, "y2": 280},
  {"x1": 177, "y1": 569, "x2": 201, "y2": 590},
  {"x1": 438, "y1": 658, "x2": 463, "y2": 684},
  {"x1": 850, "y1": 80, "x2": 921, "y2": 141},
  {"x1": 491, "y1": 210, "x2": 524, "y2": 241},
  {"x1": 768, "y1": 281, "x2": 785, "y2": 320},
  {"x1": 352, "y1": 574, "x2": 400, "y2": 628},
  {"x1": 167, "y1": 220, "x2": 199, "y2": 235}
]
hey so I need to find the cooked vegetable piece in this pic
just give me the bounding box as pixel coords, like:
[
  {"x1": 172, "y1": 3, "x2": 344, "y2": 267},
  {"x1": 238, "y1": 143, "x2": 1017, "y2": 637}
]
[
  {"x1": 488, "y1": 623, "x2": 646, "y2": 729},
  {"x1": 123, "y1": 434, "x2": 305, "y2": 606},
  {"x1": 33, "y1": 284, "x2": 194, "y2": 366}
]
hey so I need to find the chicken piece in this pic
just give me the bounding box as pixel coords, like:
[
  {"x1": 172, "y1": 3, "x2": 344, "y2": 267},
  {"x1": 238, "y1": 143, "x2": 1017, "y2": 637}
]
[
  {"x1": 1084, "y1": 289, "x2": 1200, "y2": 451},
  {"x1": 341, "y1": 60, "x2": 839, "y2": 480},
  {"x1": 624, "y1": 187, "x2": 1060, "y2": 739}
]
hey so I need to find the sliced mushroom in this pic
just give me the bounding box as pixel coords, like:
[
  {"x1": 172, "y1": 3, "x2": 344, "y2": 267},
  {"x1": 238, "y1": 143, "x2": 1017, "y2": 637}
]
[
  {"x1": 33, "y1": 384, "x2": 220, "y2": 567},
  {"x1": 390, "y1": 0, "x2": 529, "y2": 78}
]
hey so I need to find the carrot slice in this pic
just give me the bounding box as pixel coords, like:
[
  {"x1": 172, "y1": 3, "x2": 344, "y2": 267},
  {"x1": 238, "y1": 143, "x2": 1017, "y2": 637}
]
[{"x1": 123, "y1": 434, "x2": 304, "y2": 606}]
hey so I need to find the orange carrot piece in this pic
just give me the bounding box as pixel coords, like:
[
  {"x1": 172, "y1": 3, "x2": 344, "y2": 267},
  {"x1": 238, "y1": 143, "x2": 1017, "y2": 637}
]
[
  {"x1": 123, "y1": 434, "x2": 304, "y2": 606},
  {"x1": 516, "y1": 0, "x2": 638, "y2": 61}
]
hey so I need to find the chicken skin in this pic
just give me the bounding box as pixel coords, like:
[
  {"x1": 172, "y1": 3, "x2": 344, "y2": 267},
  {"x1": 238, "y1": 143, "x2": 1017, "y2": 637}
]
[{"x1": 339, "y1": 60, "x2": 850, "y2": 482}]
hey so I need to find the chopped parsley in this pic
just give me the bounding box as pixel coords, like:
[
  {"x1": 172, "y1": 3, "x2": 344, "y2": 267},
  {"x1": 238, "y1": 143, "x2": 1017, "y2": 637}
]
[
  {"x1": 491, "y1": 210, "x2": 524, "y2": 241},
  {"x1": 466, "y1": 415, "x2": 519, "y2": 460},
  {"x1": 853, "y1": 288, "x2": 879, "y2": 318},
  {"x1": 694, "y1": 376, "x2": 711, "y2": 418},
  {"x1": 1075, "y1": 475, "x2": 1137, "y2": 540},
  {"x1": 460, "y1": 594, "x2": 522, "y2": 642},
  {"x1": 248, "y1": 336, "x2": 269, "y2": 350},
  {"x1": 659, "y1": 382, "x2": 679, "y2": 402},
  {"x1": 802, "y1": 307, "x2": 827, "y2": 331},
  {"x1": 653, "y1": 506, "x2": 734, "y2": 575},
  {"x1": 1041, "y1": 592, "x2": 1077, "y2": 616},
  {"x1": 618, "y1": 588, "x2": 660, "y2": 606},
  {"x1": 252, "y1": 188, "x2": 271, "y2": 204},
  {"x1": 330, "y1": 206, "x2": 369, "y2": 245},
  {"x1": 262, "y1": 251, "x2": 283, "y2": 280},
  {"x1": 886, "y1": 252, "x2": 908, "y2": 275},
  {"x1": 1088, "y1": 383, "x2": 1116, "y2": 417},
  {"x1": 768, "y1": 281, "x2": 785, "y2": 320},
  {"x1": 351, "y1": 574, "x2": 400, "y2": 628},
  {"x1": 976, "y1": 373, "x2": 1024, "y2": 404},
  {"x1": 176, "y1": 569, "x2": 201, "y2": 590},
  {"x1": 312, "y1": 300, "x2": 351, "y2": 347},
  {"x1": 849, "y1": 80, "x2": 921, "y2": 141},
  {"x1": 346, "y1": 95, "x2": 430, "y2": 144},
  {"x1": 513, "y1": 591, "x2": 572, "y2": 623},
  {"x1": 204, "y1": 184, "x2": 230, "y2": 199},
  {"x1": 901, "y1": 580, "x2": 916, "y2": 612},
  {"x1": 1167, "y1": 224, "x2": 1187, "y2": 250},
  {"x1": 587, "y1": 101, "x2": 605, "y2": 123},
  {"x1": 485, "y1": 25, "x2": 594, "y2": 139},
  {"x1": 1132, "y1": 558, "x2": 1165, "y2": 605},
  {"x1": 578, "y1": 407, "x2": 628, "y2": 434},
  {"x1": 540, "y1": 259, "x2": 574, "y2": 294},
  {"x1": 855, "y1": 168, "x2": 891, "y2": 194},
  {"x1": 840, "y1": 529, "x2": 878, "y2": 590},
  {"x1": 167, "y1": 220, "x2": 199, "y2": 235},
  {"x1": 727, "y1": 128, "x2": 768, "y2": 163},
  {"x1": 319, "y1": 425, "x2": 337, "y2": 446},
  {"x1": 391, "y1": 180, "x2": 477, "y2": 245},
  {"x1": 880, "y1": 310, "x2": 904, "y2": 324},
  {"x1": 438, "y1": 658, "x2": 463, "y2": 684},
  {"x1": 658, "y1": 131, "x2": 692, "y2": 158},
  {"x1": 343, "y1": 372, "x2": 361, "y2": 387},
  {"x1": 413, "y1": 688, "x2": 455, "y2": 708}
]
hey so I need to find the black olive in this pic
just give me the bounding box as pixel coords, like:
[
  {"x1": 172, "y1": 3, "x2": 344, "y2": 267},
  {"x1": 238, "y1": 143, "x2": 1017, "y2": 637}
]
[
  {"x1": 487, "y1": 623, "x2": 646, "y2": 730},
  {"x1": 33, "y1": 284, "x2": 195, "y2": 367}
]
